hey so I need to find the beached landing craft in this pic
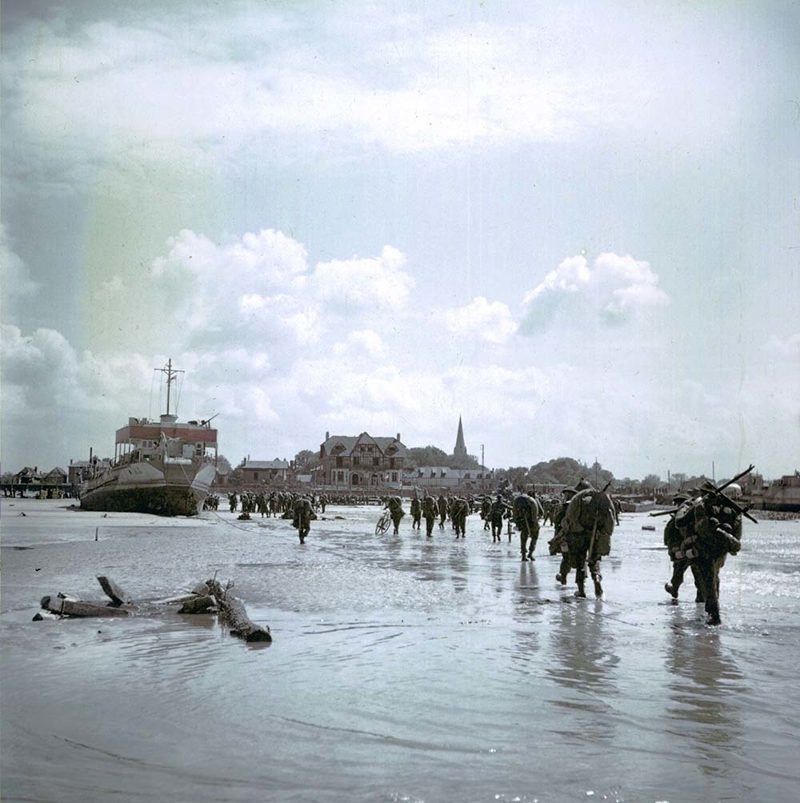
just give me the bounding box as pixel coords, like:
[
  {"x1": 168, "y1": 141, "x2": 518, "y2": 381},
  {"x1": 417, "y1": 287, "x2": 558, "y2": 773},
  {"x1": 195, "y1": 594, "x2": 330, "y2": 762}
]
[{"x1": 79, "y1": 360, "x2": 218, "y2": 516}]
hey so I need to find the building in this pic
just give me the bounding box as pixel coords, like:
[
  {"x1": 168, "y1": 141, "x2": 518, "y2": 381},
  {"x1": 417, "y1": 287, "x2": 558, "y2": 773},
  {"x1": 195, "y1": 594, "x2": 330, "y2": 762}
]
[
  {"x1": 453, "y1": 415, "x2": 468, "y2": 461},
  {"x1": 68, "y1": 460, "x2": 93, "y2": 486},
  {"x1": 319, "y1": 431, "x2": 407, "y2": 489},
  {"x1": 12, "y1": 466, "x2": 40, "y2": 485},
  {"x1": 41, "y1": 467, "x2": 67, "y2": 485},
  {"x1": 240, "y1": 459, "x2": 290, "y2": 485},
  {"x1": 408, "y1": 465, "x2": 492, "y2": 491}
]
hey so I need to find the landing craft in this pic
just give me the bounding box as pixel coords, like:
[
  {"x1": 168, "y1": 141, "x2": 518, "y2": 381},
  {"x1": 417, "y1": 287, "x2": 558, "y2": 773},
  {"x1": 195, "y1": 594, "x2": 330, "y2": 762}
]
[{"x1": 80, "y1": 360, "x2": 218, "y2": 516}]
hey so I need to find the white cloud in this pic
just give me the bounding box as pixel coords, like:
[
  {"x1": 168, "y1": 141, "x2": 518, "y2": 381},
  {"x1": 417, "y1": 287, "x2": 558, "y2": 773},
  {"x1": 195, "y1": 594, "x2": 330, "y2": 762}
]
[
  {"x1": 0, "y1": 225, "x2": 40, "y2": 319},
  {"x1": 442, "y1": 296, "x2": 516, "y2": 344},
  {"x1": 522, "y1": 252, "x2": 669, "y2": 331},
  {"x1": 333, "y1": 330, "x2": 387, "y2": 359},
  {"x1": 4, "y1": 0, "x2": 763, "y2": 200},
  {"x1": 312, "y1": 246, "x2": 415, "y2": 314},
  {"x1": 766, "y1": 332, "x2": 800, "y2": 360}
]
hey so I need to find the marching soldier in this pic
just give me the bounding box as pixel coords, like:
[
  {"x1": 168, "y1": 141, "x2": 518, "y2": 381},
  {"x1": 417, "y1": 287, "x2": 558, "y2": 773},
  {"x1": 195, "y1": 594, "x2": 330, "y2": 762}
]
[
  {"x1": 513, "y1": 492, "x2": 543, "y2": 561},
  {"x1": 292, "y1": 495, "x2": 316, "y2": 544},
  {"x1": 450, "y1": 497, "x2": 469, "y2": 538},
  {"x1": 385, "y1": 495, "x2": 405, "y2": 535},
  {"x1": 422, "y1": 494, "x2": 438, "y2": 537}
]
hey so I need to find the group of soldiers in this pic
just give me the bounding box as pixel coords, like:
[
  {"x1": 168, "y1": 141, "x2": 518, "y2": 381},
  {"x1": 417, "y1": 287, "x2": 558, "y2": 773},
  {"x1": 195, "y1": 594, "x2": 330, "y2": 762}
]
[
  {"x1": 380, "y1": 471, "x2": 751, "y2": 625},
  {"x1": 220, "y1": 490, "x2": 331, "y2": 518},
  {"x1": 214, "y1": 468, "x2": 753, "y2": 625}
]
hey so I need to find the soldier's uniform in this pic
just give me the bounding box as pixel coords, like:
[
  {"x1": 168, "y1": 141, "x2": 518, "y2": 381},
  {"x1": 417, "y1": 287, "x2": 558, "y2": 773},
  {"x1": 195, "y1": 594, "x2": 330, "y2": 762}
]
[
  {"x1": 437, "y1": 495, "x2": 448, "y2": 528},
  {"x1": 489, "y1": 495, "x2": 508, "y2": 542},
  {"x1": 385, "y1": 496, "x2": 405, "y2": 534},
  {"x1": 422, "y1": 495, "x2": 438, "y2": 536},
  {"x1": 559, "y1": 481, "x2": 616, "y2": 598},
  {"x1": 549, "y1": 488, "x2": 576, "y2": 584},
  {"x1": 513, "y1": 493, "x2": 543, "y2": 561},
  {"x1": 451, "y1": 497, "x2": 469, "y2": 538},
  {"x1": 663, "y1": 493, "x2": 704, "y2": 602},
  {"x1": 293, "y1": 496, "x2": 315, "y2": 544}
]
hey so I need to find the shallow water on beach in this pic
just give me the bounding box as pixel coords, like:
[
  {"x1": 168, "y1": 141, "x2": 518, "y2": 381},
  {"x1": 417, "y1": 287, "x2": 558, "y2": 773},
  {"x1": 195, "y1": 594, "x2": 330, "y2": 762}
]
[{"x1": 2, "y1": 500, "x2": 799, "y2": 802}]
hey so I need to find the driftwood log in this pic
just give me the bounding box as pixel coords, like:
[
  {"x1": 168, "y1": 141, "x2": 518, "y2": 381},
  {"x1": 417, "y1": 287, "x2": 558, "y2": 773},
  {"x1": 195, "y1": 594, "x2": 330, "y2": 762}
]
[
  {"x1": 202, "y1": 578, "x2": 272, "y2": 642},
  {"x1": 40, "y1": 594, "x2": 130, "y2": 618},
  {"x1": 34, "y1": 575, "x2": 272, "y2": 643},
  {"x1": 97, "y1": 575, "x2": 128, "y2": 605}
]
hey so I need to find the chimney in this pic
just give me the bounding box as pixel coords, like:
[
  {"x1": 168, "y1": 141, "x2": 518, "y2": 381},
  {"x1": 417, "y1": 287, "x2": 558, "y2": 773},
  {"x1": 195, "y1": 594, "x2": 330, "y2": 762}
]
[
  {"x1": 396, "y1": 432, "x2": 401, "y2": 442},
  {"x1": 326, "y1": 431, "x2": 330, "y2": 441}
]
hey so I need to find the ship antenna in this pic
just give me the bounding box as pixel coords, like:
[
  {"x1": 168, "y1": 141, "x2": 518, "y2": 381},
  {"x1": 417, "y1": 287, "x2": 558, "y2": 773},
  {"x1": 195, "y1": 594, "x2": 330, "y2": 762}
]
[{"x1": 158, "y1": 359, "x2": 184, "y2": 416}]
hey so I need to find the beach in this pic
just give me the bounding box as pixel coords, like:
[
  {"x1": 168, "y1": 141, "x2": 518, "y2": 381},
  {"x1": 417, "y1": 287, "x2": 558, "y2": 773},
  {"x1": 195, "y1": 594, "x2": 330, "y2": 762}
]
[{"x1": 2, "y1": 497, "x2": 799, "y2": 802}]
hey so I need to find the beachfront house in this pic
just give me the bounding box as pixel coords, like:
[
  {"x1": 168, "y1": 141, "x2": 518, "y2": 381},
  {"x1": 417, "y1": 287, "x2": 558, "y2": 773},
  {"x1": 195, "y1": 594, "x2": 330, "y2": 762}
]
[
  {"x1": 240, "y1": 458, "x2": 290, "y2": 485},
  {"x1": 41, "y1": 467, "x2": 67, "y2": 486},
  {"x1": 319, "y1": 432, "x2": 408, "y2": 489}
]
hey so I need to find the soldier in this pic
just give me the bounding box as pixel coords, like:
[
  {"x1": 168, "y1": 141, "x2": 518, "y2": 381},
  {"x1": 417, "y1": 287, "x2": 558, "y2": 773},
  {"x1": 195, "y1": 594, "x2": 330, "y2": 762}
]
[
  {"x1": 437, "y1": 494, "x2": 448, "y2": 529},
  {"x1": 489, "y1": 493, "x2": 508, "y2": 543},
  {"x1": 663, "y1": 493, "x2": 704, "y2": 603},
  {"x1": 480, "y1": 495, "x2": 492, "y2": 530},
  {"x1": 560, "y1": 480, "x2": 616, "y2": 598},
  {"x1": 550, "y1": 487, "x2": 576, "y2": 584},
  {"x1": 450, "y1": 497, "x2": 469, "y2": 538},
  {"x1": 292, "y1": 495, "x2": 316, "y2": 544},
  {"x1": 410, "y1": 493, "x2": 422, "y2": 530},
  {"x1": 513, "y1": 492, "x2": 544, "y2": 561},
  {"x1": 385, "y1": 495, "x2": 405, "y2": 535},
  {"x1": 422, "y1": 494, "x2": 438, "y2": 537},
  {"x1": 667, "y1": 474, "x2": 751, "y2": 625}
]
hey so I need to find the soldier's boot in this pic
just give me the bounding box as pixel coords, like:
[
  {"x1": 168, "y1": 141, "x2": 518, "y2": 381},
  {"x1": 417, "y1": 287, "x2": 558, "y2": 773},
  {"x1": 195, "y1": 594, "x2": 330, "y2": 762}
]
[
  {"x1": 593, "y1": 577, "x2": 603, "y2": 598},
  {"x1": 574, "y1": 571, "x2": 587, "y2": 598},
  {"x1": 665, "y1": 582, "x2": 679, "y2": 599},
  {"x1": 555, "y1": 573, "x2": 565, "y2": 584},
  {"x1": 705, "y1": 598, "x2": 721, "y2": 626}
]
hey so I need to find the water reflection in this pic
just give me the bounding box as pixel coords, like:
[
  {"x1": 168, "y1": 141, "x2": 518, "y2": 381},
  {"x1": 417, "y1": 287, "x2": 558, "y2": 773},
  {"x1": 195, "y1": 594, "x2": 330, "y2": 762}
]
[
  {"x1": 544, "y1": 602, "x2": 620, "y2": 744},
  {"x1": 448, "y1": 544, "x2": 469, "y2": 594},
  {"x1": 664, "y1": 610, "x2": 745, "y2": 777}
]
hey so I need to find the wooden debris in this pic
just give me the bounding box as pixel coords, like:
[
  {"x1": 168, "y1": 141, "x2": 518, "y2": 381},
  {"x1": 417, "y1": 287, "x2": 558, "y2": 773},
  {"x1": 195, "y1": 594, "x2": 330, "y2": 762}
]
[
  {"x1": 97, "y1": 575, "x2": 128, "y2": 605},
  {"x1": 34, "y1": 574, "x2": 273, "y2": 642},
  {"x1": 204, "y1": 578, "x2": 272, "y2": 642},
  {"x1": 178, "y1": 594, "x2": 217, "y2": 614},
  {"x1": 40, "y1": 595, "x2": 130, "y2": 618}
]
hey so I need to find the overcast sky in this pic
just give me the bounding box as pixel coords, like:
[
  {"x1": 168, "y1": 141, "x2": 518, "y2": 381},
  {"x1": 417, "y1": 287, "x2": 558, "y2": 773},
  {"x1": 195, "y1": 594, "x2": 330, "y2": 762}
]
[{"x1": 2, "y1": 0, "x2": 798, "y2": 481}]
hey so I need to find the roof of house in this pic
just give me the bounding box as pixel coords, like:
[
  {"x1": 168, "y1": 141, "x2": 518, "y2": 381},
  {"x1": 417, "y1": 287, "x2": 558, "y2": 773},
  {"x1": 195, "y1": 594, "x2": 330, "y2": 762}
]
[
  {"x1": 321, "y1": 432, "x2": 407, "y2": 458},
  {"x1": 242, "y1": 459, "x2": 289, "y2": 470}
]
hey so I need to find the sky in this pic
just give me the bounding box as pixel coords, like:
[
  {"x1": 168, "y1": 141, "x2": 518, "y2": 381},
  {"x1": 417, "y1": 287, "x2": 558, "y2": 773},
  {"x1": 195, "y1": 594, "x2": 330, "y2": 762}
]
[{"x1": 1, "y1": 0, "x2": 798, "y2": 481}]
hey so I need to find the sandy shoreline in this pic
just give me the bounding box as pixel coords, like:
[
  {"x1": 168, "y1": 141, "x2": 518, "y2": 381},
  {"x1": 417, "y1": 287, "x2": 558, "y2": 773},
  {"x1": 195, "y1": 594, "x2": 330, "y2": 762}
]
[{"x1": 3, "y1": 496, "x2": 800, "y2": 802}]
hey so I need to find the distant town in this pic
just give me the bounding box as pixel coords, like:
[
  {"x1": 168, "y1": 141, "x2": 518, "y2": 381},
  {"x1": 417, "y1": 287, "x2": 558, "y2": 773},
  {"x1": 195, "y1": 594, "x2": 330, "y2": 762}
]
[{"x1": 2, "y1": 416, "x2": 798, "y2": 512}]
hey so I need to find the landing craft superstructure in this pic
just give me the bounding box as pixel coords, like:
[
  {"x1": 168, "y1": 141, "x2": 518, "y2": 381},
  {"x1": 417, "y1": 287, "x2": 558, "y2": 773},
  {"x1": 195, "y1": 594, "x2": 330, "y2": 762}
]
[{"x1": 80, "y1": 361, "x2": 218, "y2": 516}]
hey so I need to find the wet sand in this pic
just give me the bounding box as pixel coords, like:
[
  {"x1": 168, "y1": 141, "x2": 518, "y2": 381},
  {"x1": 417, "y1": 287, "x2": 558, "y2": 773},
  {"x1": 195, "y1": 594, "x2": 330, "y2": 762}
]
[{"x1": 2, "y1": 497, "x2": 799, "y2": 802}]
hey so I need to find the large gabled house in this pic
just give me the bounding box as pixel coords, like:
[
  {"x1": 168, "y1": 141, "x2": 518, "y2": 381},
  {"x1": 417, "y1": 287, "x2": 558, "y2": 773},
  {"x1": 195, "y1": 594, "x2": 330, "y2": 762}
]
[{"x1": 319, "y1": 431, "x2": 407, "y2": 489}]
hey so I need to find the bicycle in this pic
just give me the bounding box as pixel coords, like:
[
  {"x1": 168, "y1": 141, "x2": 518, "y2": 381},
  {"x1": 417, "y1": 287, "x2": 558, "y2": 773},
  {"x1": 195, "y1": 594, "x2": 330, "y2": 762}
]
[{"x1": 375, "y1": 509, "x2": 392, "y2": 535}]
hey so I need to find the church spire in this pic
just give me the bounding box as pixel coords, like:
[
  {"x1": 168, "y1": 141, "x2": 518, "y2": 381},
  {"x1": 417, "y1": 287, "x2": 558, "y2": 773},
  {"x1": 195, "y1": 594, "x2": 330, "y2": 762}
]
[{"x1": 453, "y1": 415, "x2": 467, "y2": 460}]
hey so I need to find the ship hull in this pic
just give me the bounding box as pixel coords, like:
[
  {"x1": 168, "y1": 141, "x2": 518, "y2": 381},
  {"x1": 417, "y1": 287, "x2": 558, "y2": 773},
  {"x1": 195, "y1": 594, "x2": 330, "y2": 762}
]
[{"x1": 80, "y1": 462, "x2": 216, "y2": 517}]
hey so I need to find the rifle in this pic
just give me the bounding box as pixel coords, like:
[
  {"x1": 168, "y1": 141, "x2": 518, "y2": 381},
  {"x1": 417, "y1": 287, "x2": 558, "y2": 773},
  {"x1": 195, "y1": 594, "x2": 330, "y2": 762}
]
[
  {"x1": 649, "y1": 465, "x2": 757, "y2": 523},
  {"x1": 700, "y1": 464, "x2": 758, "y2": 524}
]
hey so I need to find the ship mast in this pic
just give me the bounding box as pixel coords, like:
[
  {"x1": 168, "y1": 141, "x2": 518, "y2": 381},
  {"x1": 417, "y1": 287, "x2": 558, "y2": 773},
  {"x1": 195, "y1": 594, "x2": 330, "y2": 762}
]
[{"x1": 158, "y1": 359, "x2": 184, "y2": 417}]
